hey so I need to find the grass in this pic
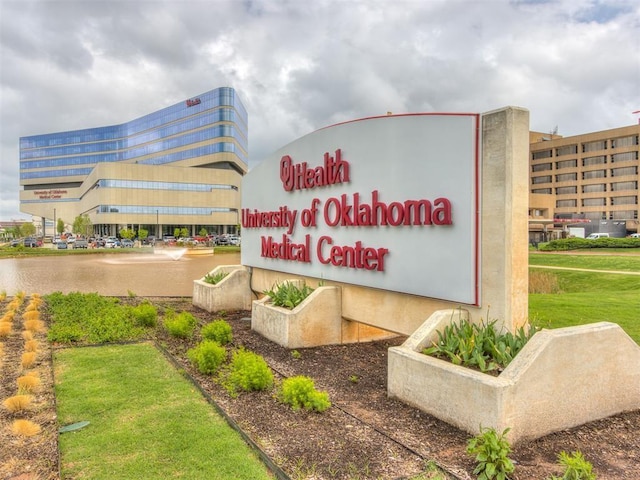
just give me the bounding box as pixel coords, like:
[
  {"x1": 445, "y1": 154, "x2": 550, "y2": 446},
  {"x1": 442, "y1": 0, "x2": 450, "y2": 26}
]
[
  {"x1": 54, "y1": 343, "x2": 273, "y2": 480},
  {"x1": 529, "y1": 253, "x2": 640, "y2": 344}
]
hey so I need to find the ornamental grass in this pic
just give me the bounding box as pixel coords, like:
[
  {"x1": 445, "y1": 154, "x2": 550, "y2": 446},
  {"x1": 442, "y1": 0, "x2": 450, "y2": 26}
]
[
  {"x1": 21, "y1": 352, "x2": 37, "y2": 369},
  {"x1": 11, "y1": 419, "x2": 41, "y2": 437},
  {"x1": 3, "y1": 394, "x2": 33, "y2": 413},
  {"x1": 22, "y1": 310, "x2": 41, "y2": 322},
  {"x1": 17, "y1": 374, "x2": 41, "y2": 393},
  {"x1": 24, "y1": 319, "x2": 44, "y2": 333},
  {"x1": 24, "y1": 339, "x2": 38, "y2": 353},
  {"x1": 22, "y1": 330, "x2": 33, "y2": 341},
  {"x1": 0, "y1": 322, "x2": 11, "y2": 338}
]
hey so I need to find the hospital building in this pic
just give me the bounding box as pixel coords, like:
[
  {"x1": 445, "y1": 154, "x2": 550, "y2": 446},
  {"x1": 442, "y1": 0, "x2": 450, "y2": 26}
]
[{"x1": 19, "y1": 86, "x2": 247, "y2": 239}]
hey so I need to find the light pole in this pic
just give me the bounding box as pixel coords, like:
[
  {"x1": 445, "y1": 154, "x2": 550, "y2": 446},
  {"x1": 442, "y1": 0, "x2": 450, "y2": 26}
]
[
  {"x1": 53, "y1": 208, "x2": 56, "y2": 241},
  {"x1": 156, "y1": 209, "x2": 159, "y2": 238}
]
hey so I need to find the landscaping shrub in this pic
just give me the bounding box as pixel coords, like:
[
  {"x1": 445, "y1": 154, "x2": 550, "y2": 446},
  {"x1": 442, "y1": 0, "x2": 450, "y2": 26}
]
[
  {"x1": 163, "y1": 310, "x2": 197, "y2": 339},
  {"x1": 264, "y1": 281, "x2": 314, "y2": 309},
  {"x1": 547, "y1": 451, "x2": 596, "y2": 480},
  {"x1": 187, "y1": 340, "x2": 226, "y2": 374},
  {"x1": 278, "y1": 375, "x2": 331, "y2": 412},
  {"x1": 540, "y1": 237, "x2": 640, "y2": 251},
  {"x1": 203, "y1": 271, "x2": 228, "y2": 285},
  {"x1": 422, "y1": 319, "x2": 539, "y2": 374},
  {"x1": 201, "y1": 319, "x2": 233, "y2": 345},
  {"x1": 224, "y1": 348, "x2": 274, "y2": 395},
  {"x1": 130, "y1": 301, "x2": 158, "y2": 327},
  {"x1": 466, "y1": 427, "x2": 515, "y2": 480},
  {"x1": 3, "y1": 394, "x2": 33, "y2": 413},
  {"x1": 45, "y1": 292, "x2": 145, "y2": 344}
]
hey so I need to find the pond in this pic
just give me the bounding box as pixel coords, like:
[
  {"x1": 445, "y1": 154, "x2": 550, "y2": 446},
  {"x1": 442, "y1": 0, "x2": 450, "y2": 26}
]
[{"x1": 0, "y1": 250, "x2": 241, "y2": 297}]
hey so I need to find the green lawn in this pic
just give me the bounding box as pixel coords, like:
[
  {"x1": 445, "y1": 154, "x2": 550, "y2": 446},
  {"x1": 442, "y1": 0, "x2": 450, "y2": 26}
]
[
  {"x1": 55, "y1": 343, "x2": 273, "y2": 480},
  {"x1": 529, "y1": 254, "x2": 640, "y2": 344}
]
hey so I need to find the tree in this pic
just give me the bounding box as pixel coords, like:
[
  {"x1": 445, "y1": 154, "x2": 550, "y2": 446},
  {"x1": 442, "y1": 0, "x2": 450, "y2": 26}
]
[
  {"x1": 21, "y1": 223, "x2": 36, "y2": 237},
  {"x1": 199, "y1": 227, "x2": 208, "y2": 237},
  {"x1": 138, "y1": 228, "x2": 148, "y2": 245},
  {"x1": 179, "y1": 227, "x2": 189, "y2": 238},
  {"x1": 120, "y1": 228, "x2": 136, "y2": 240},
  {"x1": 56, "y1": 219, "x2": 65, "y2": 235},
  {"x1": 72, "y1": 214, "x2": 92, "y2": 237},
  {"x1": 174, "y1": 227, "x2": 181, "y2": 238}
]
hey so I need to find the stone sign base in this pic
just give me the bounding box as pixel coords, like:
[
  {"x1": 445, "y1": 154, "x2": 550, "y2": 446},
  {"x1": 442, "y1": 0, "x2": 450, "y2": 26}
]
[
  {"x1": 388, "y1": 310, "x2": 640, "y2": 443},
  {"x1": 192, "y1": 265, "x2": 253, "y2": 312},
  {"x1": 251, "y1": 281, "x2": 397, "y2": 349}
]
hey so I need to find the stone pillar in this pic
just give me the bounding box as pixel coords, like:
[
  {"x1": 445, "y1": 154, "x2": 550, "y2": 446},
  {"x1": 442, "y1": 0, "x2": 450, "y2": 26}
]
[{"x1": 479, "y1": 107, "x2": 530, "y2": 331}]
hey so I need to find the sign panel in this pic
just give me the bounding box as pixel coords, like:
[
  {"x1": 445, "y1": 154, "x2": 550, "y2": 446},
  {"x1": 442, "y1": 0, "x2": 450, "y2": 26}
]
[{"x1": 241, "y1": 114, "x2": 480, "y2": 304}]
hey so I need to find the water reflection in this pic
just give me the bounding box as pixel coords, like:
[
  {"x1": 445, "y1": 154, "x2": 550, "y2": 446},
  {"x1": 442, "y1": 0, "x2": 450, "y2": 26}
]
[{"x1": 0, "y1": 251, "x2": 241, "y2": 297}]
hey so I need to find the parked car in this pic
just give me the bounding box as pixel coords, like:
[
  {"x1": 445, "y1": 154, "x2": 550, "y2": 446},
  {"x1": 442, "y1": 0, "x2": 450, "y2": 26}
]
[
  {"x1": 630, "y1": 233, "x2": 640, "y2": 238},
  {"x1": 73, "y1": 239, "x2": 89, "y2": 249},
  {"x1": 228, "y1": 236, "x2": 241, "y2": 246},
  {"x1": 586, "y1": 233, "x2": 610, "y2": 239},
  {"x1": 121, "y1": 239, "x2": 134, "y2": 248},
  {"x1": 23, "y1": 237, "x2": 39, "y2": 248},
  {"x1": 56, "y1": 241, "x2": 68, "y2": 250},
  {"x1": 105, "y1": 237, "x2": 120, "y2": 248}
]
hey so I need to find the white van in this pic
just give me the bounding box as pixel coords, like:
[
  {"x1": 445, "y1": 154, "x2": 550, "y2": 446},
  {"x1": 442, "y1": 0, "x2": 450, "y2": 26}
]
[{"x1": 586, "y1": 233, "x2": 610, "y2": 239}]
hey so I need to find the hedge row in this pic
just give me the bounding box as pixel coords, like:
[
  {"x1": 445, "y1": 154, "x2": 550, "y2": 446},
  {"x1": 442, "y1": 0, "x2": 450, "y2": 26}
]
[{"x1": 540, "y1": 237, "x2": 640, "y2": 251}]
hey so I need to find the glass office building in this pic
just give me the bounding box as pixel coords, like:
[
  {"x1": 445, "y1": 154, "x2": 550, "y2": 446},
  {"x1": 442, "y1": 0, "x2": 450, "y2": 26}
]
[{"x1": 19, "y1": 87, "x2": 248, "y2": 238}]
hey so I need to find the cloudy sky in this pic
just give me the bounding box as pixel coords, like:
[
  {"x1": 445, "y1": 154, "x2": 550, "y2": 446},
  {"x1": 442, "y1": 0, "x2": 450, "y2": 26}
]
[{"x1": 1, "y1": 0, "x2": 638, "y2": 221}]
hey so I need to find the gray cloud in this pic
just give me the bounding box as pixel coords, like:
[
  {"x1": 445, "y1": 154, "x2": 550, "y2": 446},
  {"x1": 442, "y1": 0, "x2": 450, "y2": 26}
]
[{"x1": 1, "y1": 0, "x2": 638, "y2": 220}]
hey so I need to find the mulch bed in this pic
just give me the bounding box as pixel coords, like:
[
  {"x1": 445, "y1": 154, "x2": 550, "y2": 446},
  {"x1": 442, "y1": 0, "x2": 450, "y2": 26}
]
[{"x1": 1, "y1": 296, "x2": 639, "y2": 479}]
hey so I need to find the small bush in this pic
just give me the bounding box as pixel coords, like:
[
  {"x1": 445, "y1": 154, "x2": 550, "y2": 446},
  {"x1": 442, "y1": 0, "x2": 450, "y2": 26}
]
[
  {"x1": 24, "y1": 319, "x2": 45, "y2": 333},
  {"x1": 547, "y1": 451, "x2": 596, "y2": 480},
  {"x1": 164, "y1": 311, "x2": 197, "y2": 339},
  {"x1": 225, "y1": 348, "x2": 274, "y2": 395},
  {"x1": 264, "y1": 282, "x2": 314, "y2": 309},
  {"x1": 279, "y1": 375, "x2": 331, "y2": 412},
  {"x1": 201, "y1": 319, "x2": 233, "y2": 345},
  {"x1": 203, "y1": 271, "x2": 228, "y2": 285},
  {"x1": 187, "y1": 340, "x2": 226, "y2": 374},
  {"x1": 131, "y1": 301, "x2": 158, "y2": 327},
  {"x1": 11, "y1": 419, "x2": 41, "y2": 437},
  {"x1": 466, "y1": 427, "x2": 514, "y2": 480},
  {"x1": 3, "y1": 394, "x2": 33, "y2": 413},
  {"x1": 22, "y1": 330, "x2": 33, "y2": 341}
]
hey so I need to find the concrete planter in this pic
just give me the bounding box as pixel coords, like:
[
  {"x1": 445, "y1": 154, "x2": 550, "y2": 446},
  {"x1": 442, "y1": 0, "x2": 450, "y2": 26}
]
[
  {"x1": 388, "y1": 310, "x2": 640, "y2": 443},
  {"x1": 252, "y1": 283, "x2": 343, "y2": 349},
  {"x1": 192, "y1": 265, "x2": 253, "y2": 312}
]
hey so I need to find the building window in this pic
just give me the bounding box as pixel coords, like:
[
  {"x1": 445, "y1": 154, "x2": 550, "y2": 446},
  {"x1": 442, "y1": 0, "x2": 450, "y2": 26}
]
[
  {"x1": 611, "y1": 135, "x2": 639, "y2": 148},
  {"x1": 556, "y1": 173, "x2": 577, "y2": 182},
  {"x1": 556, "y1": 186, "x2": 577, "y2": 195},
  {"x1": 555, "y1": 159, "x2": 577, "y2": 169},
  {"x1": 582, "y1": 170, "x2": 606, "y2": 179},
  {"x1": 532, "y1": 150, "x2": 552, "y2": 160},
  {"x1": 610, "y1": 196, "x2": 637, "y2": 206},
  {"x1": 582, "y1": 155, "x2": 606, "y2": 167},
  {"x1": 611, "y1": 152, "x2": 638, "y2": 163},
  {"x1": 582, "y1": 198, "x2": 606, "y2": 207},
  {"x1": 532, "y1": 188, "x2": 552, "y2": 194},
  {"x1": 610, "y1": 166, "x2": 638, "y2": 177},
  {"x1": 556, "y1": 145, "x2": 578, "y2": 156},
  {"x1": 532, "y1": 163, "x2": 552, "y2": 172},
  {"x1": 582, "y1": 140, "x2": 607, "y2": 152},
  {"x1": 611, "y1": 210, "x2": 637, "y2": 220},
  {"x1": 532, "y1": 175, "x2": 552, "y2": 184},
  {"x1": 582, "y1": 184, "x2": 606, "y2": 193},
  {"x1": 556, "y1": 199, "x2": 577, "y2": 208},
  {"x1": 610, "y1": 181, "x2": 638, "y2": 192}
]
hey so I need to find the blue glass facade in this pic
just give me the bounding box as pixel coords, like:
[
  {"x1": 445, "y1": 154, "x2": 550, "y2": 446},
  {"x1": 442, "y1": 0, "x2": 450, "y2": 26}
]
[
  {"x1": 19, "y1": 87, "x2": 248, "y2": 238},
  {"x1": 20, "y1": 87, "x2": 247, "y2": 180}
]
